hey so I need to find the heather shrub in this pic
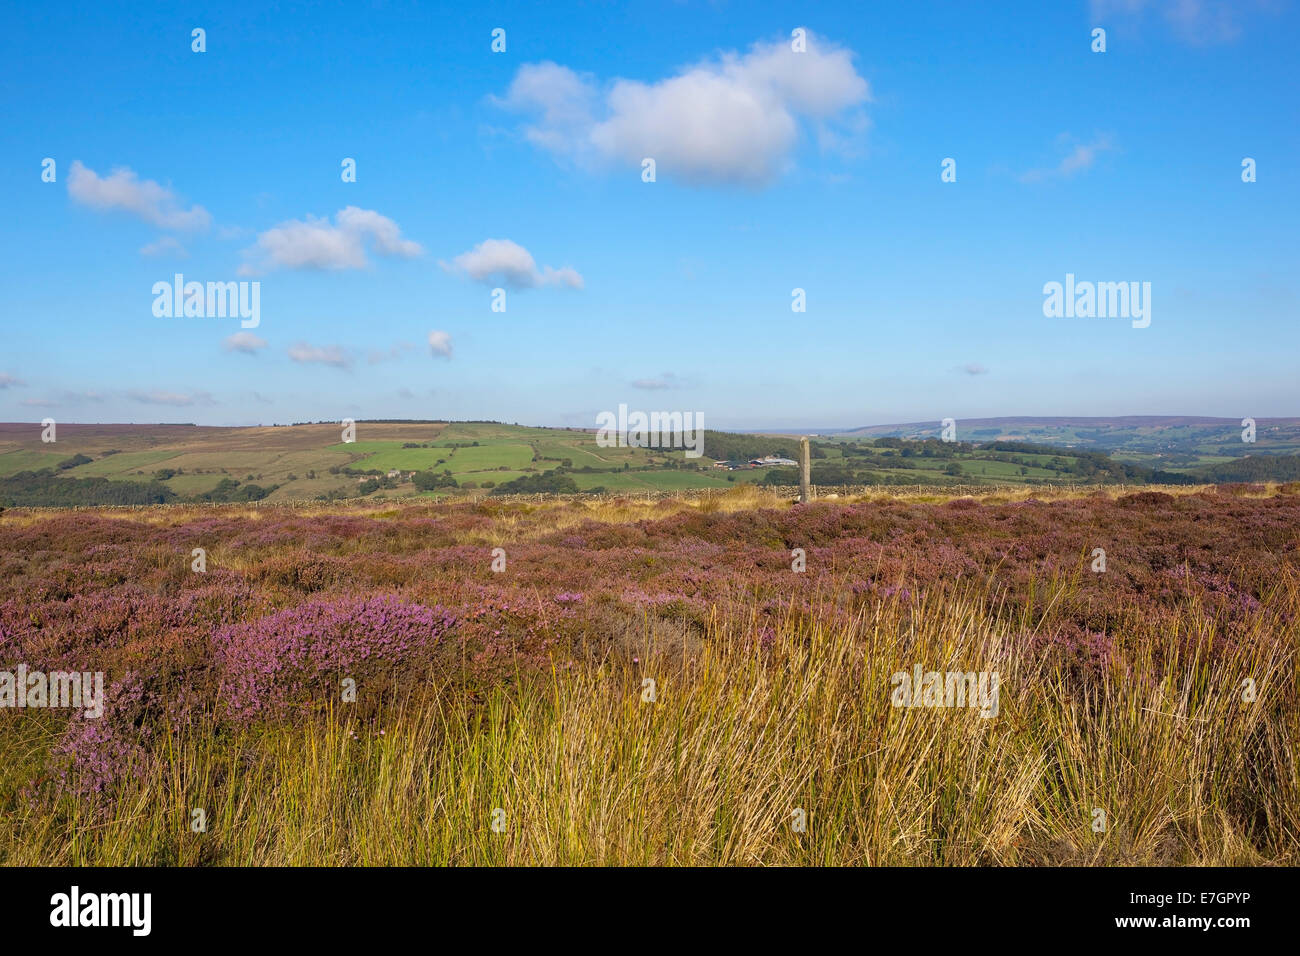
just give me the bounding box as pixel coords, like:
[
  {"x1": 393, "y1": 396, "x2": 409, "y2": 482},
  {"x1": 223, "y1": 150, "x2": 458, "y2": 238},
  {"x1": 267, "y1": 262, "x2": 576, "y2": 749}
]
[
  {"x1": 53, "y1": 673, "x2": 155, "y2": 797},
  {"x1": 1116, "y1": 491, "x2": 1174, "y2": 507},
  {"x1": 212, "y1": 594, "x2": 456, "y2": 720}
]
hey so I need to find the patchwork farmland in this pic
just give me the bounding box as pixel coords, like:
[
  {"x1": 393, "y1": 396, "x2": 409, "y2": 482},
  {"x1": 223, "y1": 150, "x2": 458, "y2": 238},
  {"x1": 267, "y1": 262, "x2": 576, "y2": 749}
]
[{"x1": 4, "y1": 418, "x2": 1297, "y2": 509}]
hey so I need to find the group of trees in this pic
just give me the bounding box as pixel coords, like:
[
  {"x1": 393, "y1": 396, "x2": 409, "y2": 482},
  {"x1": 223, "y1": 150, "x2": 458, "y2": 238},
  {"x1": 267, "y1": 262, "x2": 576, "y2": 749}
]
[
  {"x1": 412, "y1": 471, "x2": 459, "y2": 491},
  {"x1": 697, "y1": 431, "x2": 796, "y2": 463},
  {"x1": 0, "y1": 470, "x2": 177, "y2": 506},
  {"x1": 490, "y1": 470, "x2": 580, "y2": 495},
  {"x1": 195, "y1": 478, "x2": 279, "y2": 502},
  {"x1": 1195, "y1": 455, "x2": 1300, "y2": 483}
]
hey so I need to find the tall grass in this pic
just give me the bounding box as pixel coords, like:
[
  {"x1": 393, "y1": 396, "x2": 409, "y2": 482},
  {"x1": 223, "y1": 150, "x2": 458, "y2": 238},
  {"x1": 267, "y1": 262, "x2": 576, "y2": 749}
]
[{"x1": 5, "y1": 577, "x2": 1295, "y2": 866}]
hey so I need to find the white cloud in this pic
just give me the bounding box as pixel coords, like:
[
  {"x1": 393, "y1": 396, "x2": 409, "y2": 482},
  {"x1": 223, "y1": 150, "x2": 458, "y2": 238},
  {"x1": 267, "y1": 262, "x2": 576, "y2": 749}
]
[
  {"x1": 496, "y1": 33, "x2": 870, "y2": 186},
  {"x1": 1090, "y1": 0, "x2": 1274, "y2": 44},
  {"x1": 1020, "y1": 134, "x2": 1114, "y2": 183},
  {"x1": 960, "y1": 363, "x2": 989, "y2": 376},
  {"x1": 427, "y1": 330, "x2": 453, "y2": 358},
  {"x1": 140, "y1": 236, "x2": 188, "y2": 258},
  {"x1": 240, "y1": 206, "x2": 422, "y2": 275},
  {"x1": 0, "y1": 373, "x2": 25, "y2": 389},
  {"x1": 288, "y1": 342, "x2": 352, "y2": 368},
  {"x1": 441, "y1": 238, "x2": 583, "y2": 289},
  {"x1": 367, "y1": 342, "x2": 416, "y2": 364},
  {"x1": 495, "y1": 61, "x2": 600, "y2": 155},
  {"x1": 224, "y1": 332, "x2": 268, "y2": 354},
  {"x1": 19, "y1": 390, "x2": 107, "y2": 407},
  {"x1": 127, "y1": 389, "x2": 215, "y2": 406},
  {"x1": 632, "y1": 372, "x2": 681, "y2": 390},
  {"x1": 68, "y1": 161, "x2": 211, "y2": 231},
  {"x1": 335, "y1": 207, "x2": 423, "y2": 257}
]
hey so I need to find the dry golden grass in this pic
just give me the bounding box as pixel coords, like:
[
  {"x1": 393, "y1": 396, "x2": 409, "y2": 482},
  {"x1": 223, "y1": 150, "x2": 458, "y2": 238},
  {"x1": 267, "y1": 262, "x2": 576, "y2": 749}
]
[{"x1": 5, "y1": 576, "x2": 1295, "y2": 866}]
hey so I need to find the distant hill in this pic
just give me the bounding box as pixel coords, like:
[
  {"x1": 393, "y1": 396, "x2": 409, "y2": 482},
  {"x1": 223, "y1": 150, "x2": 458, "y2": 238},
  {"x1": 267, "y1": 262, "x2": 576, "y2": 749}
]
[{"x1": 826, "y1": 416, "x2": 1300, "y2": 460}]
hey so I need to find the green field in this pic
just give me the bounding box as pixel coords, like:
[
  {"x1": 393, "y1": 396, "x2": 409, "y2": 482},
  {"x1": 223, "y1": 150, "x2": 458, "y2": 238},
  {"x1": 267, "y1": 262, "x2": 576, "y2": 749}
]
[
  {"x1": 0, "y1": 449, "x2": 68, "y2": 476},
  {"x1": 333, "y1": 441, "x2": 536, "y2": 474},
  {"x1": 64, "y1": 450, "x2": 184, "y2": 478}
]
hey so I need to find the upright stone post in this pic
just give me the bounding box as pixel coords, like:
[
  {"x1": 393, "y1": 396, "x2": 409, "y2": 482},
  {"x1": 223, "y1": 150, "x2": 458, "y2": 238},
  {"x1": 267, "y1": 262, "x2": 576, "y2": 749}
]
[{"x1": 799, "y1": 436, "x2": 812, "y2": 504}]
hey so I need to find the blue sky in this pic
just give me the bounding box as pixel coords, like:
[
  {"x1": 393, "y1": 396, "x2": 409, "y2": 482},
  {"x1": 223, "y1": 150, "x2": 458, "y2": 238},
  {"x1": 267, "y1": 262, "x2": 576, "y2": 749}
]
[{"x1": 2, "y1": 0, "x2": 1296, "y2": 429}]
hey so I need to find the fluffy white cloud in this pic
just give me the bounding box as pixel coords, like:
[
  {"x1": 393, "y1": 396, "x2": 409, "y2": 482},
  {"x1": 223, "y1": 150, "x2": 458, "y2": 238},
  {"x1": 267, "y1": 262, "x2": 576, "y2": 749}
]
[
  {"x1": 496, "y1": 33, "x2": 870, "y2": 186},
  {"x1": 68, "y1": 161, "x2": 211, "y2": 231},
  {"x1": 288, "y1": 342, "x2": 351, "y2": 368},
  {"x1": 498, "y1": 61, "x2": 600, "y2": 154},
  {"x1": 241, "y1": 207, "x2": 422, "y2": 274},
  {"x1": 441, "y1": 239, "x2": 583, "y2": 289},
  {"x1": 223, "y1": 332, "x2": 267, "y2": 354},
  {"x1": 427, "y1": 330, "x2": 453, "y2": 358}
]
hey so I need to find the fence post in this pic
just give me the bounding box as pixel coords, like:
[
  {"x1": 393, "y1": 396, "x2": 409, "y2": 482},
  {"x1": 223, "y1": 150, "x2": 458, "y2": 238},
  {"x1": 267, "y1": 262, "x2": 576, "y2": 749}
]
[{"x1": 799, "y1": 436, "x2": 812, "y2": 504}]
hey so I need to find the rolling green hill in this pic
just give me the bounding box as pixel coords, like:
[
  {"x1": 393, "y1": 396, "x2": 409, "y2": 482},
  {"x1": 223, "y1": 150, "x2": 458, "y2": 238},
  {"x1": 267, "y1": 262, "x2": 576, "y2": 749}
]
[{"x1": 1, "y1": 417, "x2": 1293, "y2": 507}]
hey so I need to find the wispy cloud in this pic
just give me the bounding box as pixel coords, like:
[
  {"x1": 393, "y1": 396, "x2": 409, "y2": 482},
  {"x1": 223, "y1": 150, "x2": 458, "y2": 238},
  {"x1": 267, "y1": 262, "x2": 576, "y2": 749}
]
[
  {"x1": 140, "y1": 236, "x2": 188, "y2": 258},
  {"x1": 631, "y1": 372, "x2": 683, "y2": 390},
  {"x1": 224, "y1": 332, "x2": 268, "y2": 354},
  {"x1": 1090, "y1": 0, "x2": 1277, "y2": 44},
  {"x1": 1020, "y1": 134, "x2": 1114, "y2": 183},
  {"x1": 288, "y1": 342, "x2": 352, "y2": 368},
  {"x1": 0, "y1": 373, "x2": 25, "y2": 389},
  {"x1": 68, "y1": 161, "x2": 211, "y2": 231},
  {"x1": 15, "y1": 389, "x2": 106, "y2": 407},
  {"x1": 127, "y1": 389, "x2": 216, "y2": 406},
  {"x1": 367, "y1": 342, "x2": 417, "y2": 364}
]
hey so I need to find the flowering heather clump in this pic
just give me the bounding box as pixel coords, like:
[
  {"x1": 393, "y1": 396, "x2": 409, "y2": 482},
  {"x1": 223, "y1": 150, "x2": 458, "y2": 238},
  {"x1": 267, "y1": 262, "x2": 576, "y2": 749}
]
[
  {"x1": 213, "y1": 594, "x2": 456, "y2": 719},
  {"x1": 53, "y1": 673, "x2": 154, "y2": 796}
]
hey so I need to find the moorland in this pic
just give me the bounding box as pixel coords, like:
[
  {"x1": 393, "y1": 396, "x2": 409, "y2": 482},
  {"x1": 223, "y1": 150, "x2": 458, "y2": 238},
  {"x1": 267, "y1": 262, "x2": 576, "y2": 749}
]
[{"x1": 1, "y1": 482, "x2": 1296, "y2": 865}]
